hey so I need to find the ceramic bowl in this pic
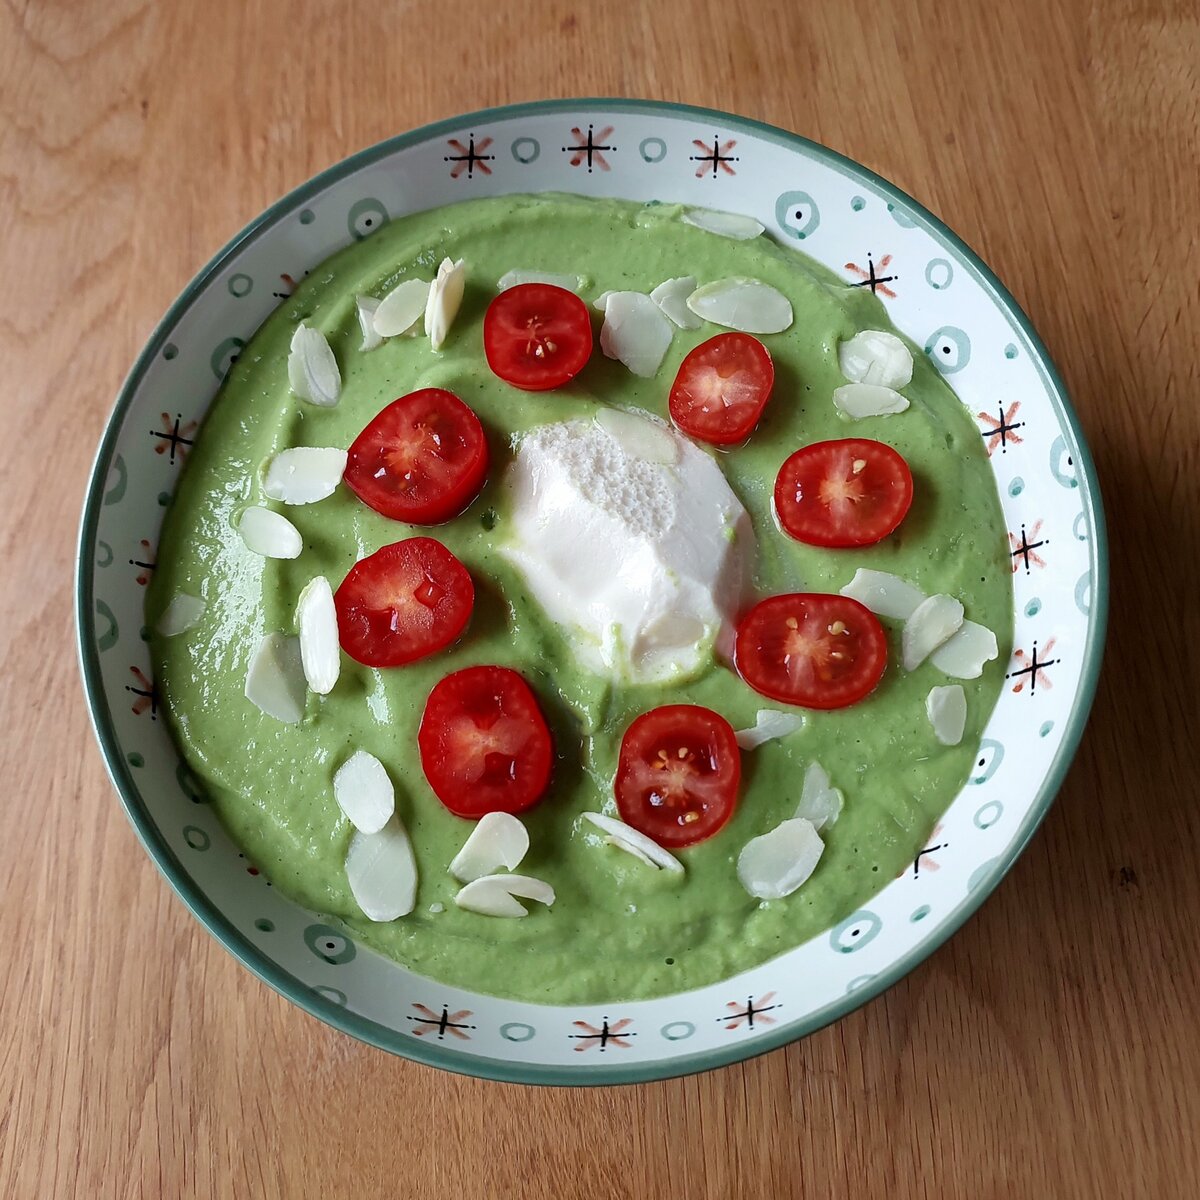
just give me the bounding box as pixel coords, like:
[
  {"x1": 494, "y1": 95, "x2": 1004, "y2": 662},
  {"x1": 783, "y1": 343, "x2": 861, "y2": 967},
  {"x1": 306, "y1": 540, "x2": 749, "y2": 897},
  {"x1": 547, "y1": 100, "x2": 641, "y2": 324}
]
[{"x1": 77, "y1": 99, "x2": 1106, "y2": 1084}]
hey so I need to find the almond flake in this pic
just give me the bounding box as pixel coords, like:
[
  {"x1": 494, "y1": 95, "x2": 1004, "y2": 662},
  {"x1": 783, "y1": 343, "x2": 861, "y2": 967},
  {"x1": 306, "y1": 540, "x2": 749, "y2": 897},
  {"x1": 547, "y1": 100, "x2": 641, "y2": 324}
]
[
  {"x1": 296, "y1": 576, "x2": 339, "y2": 695},
  {"x1": 838, "y1": 330, "x2": 914, "y2": 389},
  {"x1": 262, "y1": 447, "x2": 347, "y2": 505},
  {"x1": 244, "y1": 632, "x2": 306, "y2": 724},
  {"x1": 582, "y1": 811, "x2": 684, "y2": 873},
  {"x1": 332, "y1": 750, "x2": 395, "y2": 834},
  {"x1": 595, "y1": 406, "x2": 678, "y2": 465},
  {"x1": 686, "y1": 277, "x2": 793, "y2": 334},
  {"x1": 600, "y1": 291, "x2": 673, "y2": 377},
  {"x1": 238, "y1": 506, "x2": 303, "y2": 558},
  {"x1": 833, "y1": 382, "x2": 910, "y2": 419},
  {"x1": 453, "y1": 874, "x2": 555, "y2": 918},
  {"x1": 425, "y1": 256, "x2": 465, "y2": 351},
  {"x1": 902, "y1": 594, "x2": 965, "y2": 671},
  {"x1": 448, "y1": 812, "x2": 530, "y2": 882},
  {"x1": 498, "y1": 269, "x2": 583, "y2": 293},
  {"x1": 157, "y1": 593, "x2": 206, "y2": 637},
  {"x1": 926, "y1": 684, "x2": 967, "y2": 746},
  {"x1": 839, "y1": 568, "x2": 926, "y2": 620},
  {"x1": 346, "y1": 816, "x2": 418, "y2": 921},
  {"x1": 649, "y1": 276, "x2": 702, "y2": 329},
  {"x1": 794, "y1": 761, "x2": 843, "y2": 831},
  {"x1": 288, "y1": 323, "x2": 341, "y2": 407},
  {"x1": 355, "y1": 295, "x2": 383, "y2": 351},
  {"x1": 373, "y1": 278, "x2": 430, "y2": 338},
  {"x1": 737, "y1": 818, "x2": 824, "y2": 900},
  {"x1": 287, "y1": 346, "x2": 308, "y2": 396},
  {"x1": 734, "y1": 709, "x2": 805, "y2": 750},
  {"x1": 681, "y1": 208, "x2": 764, "y2": 240},
  {"x1": 930, "y1": 620, "x2": 999, "y2": 679},
  {"x1": 604, "y1": 836, "x2": 658, "y2": 868}
]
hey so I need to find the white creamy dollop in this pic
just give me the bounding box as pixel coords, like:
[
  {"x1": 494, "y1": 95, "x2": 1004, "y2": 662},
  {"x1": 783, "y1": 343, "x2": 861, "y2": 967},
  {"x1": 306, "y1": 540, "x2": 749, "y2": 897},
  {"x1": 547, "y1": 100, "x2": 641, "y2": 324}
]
[{"x1": 502, "y1": 408, "x2": 753, "y2": 683}]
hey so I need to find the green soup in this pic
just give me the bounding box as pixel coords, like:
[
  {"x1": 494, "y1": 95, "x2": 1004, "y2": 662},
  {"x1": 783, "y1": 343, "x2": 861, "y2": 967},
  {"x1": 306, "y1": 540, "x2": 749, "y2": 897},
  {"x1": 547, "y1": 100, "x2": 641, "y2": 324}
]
[{"x1": 148, "y1": 194, "x2": 1011, "y2": 1003}]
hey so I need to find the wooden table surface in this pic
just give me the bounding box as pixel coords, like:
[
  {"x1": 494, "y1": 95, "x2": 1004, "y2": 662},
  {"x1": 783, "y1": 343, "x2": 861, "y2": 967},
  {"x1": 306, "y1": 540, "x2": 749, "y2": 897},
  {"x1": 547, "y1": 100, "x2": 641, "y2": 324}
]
[{"x1": 3, "y1": 0, "x2": 1198, "y2": 1195}]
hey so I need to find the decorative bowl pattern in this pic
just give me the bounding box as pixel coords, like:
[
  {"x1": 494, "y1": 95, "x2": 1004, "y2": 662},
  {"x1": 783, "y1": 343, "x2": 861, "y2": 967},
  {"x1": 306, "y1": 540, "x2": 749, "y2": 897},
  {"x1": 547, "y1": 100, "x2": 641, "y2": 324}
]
[{"x1": 77, "y1": 100, "x2": 1106, "y2": 1084}]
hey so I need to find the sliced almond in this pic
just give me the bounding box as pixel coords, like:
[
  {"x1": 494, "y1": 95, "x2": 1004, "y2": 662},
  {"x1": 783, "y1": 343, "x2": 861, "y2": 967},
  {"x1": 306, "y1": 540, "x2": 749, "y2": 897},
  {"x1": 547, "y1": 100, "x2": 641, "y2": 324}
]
[
  {"x1": 286, "y1": 345, "x2": 308, "y2": 396},
  {"x1": 838, "y1": 330, "x2": 914, "y2": 389},
  {"x1": 686, "y1": 277, "x2": 793, "y2": 334},
  {"x1": 238, "y1": 506, "x2": 303, "y2": 559},
  {"x1": 157, "y1": 593, "x2": 206, "y2": 637},
  {"x1": 600, "y1": 291, "x2": 673, "y2": 377},
  {"x1": 373, "y1": 278, "x2": 430, "y2": 338},
  {"x1": 262, "y1": 447, "x2": 347, "y2": 505},
  {"x1": 801, "y1": 760, "x2": 831, "y2": 799},
  {"x1": 734, "y1": 709, "x2": 805, "y2": 750},
  {"x1": 802, "y1": 790, "x2": 843, "y2": 830},
  {"x1": 833, "y1": 382, "x2": 910, "y2": 419},
  {"x1": 332, "y1": 750, "x2": 395, "y2": 834},
  {"x1": 346, "y1": 816, "x2": 418, "y2": 921},
  {"x1": 595, "y1": 406, "x2": 678, "y2": 465},
  {"x1": 355, "y1": 295, "x2": 383, "y2": 351},
  {"x1": 839, "y1": 568, "x2": 926, "y2": 620},
  {"x1": 930, "y1": 620, "x2": 999, "y2": 679},
  {"x1": 649, "y1": 276, "x2": 702, "y2": 329},
  {"x1": 794, "y1": 762, "x2": 843, "y2": 831},
  {"x1": 737, "y1": 818, "x2": 824, "y2": 900},
  {"x1": 244, "y1": 632, "x2": 306, "y2": 724},
  {"x1": 296, "y1": 576, "x2": 339, "y2": 695},
  {"x1": 582, "y1": 811, "x2": 684, "y2": 873},
  {"x1": 288, "y1": 323, "x2": 341, "y2": 407},
  {"x1": 682, "y1": 208, "x2": 764, "y2": 240},
  {"x1": 454, "y1": 874, "x2": 555, "y2": 918},
  {"x1": 926, "y1": 684, "x2": 967, "y2": 746},
  {"x1": 604, "y1": 836, "x2": 658, "y2": 868},
  {"x1": 498, "y1": 269, "x2": 583, "y2": 293},
  {"x1": 902, "y1": 594, "x2": 965, "y2": 671},
  {"x1": 448, "y1": 812, "x2": 530, "y2": 882},
  {"x1": 425, "y1": 256, "x2": 465, "y2": 351}
]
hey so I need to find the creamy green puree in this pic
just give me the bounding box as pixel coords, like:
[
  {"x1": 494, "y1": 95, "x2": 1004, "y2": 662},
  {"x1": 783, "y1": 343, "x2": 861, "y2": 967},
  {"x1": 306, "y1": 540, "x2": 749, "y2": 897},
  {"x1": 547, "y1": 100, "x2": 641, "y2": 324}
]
[{"x1": 148, "y1": 194, "x2": 1011, "y2": 1003}]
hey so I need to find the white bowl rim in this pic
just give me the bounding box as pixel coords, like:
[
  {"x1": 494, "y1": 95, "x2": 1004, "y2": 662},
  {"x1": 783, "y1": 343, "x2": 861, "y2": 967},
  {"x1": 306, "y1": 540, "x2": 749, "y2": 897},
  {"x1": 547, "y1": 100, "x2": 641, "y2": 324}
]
[{"x1": 76, "y1": 97, "x2": 1108, "y2": 1085}]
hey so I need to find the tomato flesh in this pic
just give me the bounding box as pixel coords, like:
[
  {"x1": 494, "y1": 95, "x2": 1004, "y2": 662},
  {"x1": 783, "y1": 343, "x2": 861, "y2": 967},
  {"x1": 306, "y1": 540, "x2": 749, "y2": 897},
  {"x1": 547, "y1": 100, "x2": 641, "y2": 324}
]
[
  {"x1": 734, "y1": 593, "x2": 887, "y2": 709},
  {"x1": 774, "y1": 438, "x2": 913, "y2": 548},
  {"x1": 343, "y1": 389, "x2": 489, "y2": 525},
  {"x1": 418, "y1": 665, "x2": 554, "y2": 817},
  {"x1": 483, "y1": 283, "x2": 593, "y2": 391},
  {"x1": 614, "y1": 705, "x2": 741, "y2": 848},
  {"x1": 334, "y1": 537, "x2": 473, "y2": 667},
  {"x1": 668, "y1": 332, "x2": 774, "y2": 445}
]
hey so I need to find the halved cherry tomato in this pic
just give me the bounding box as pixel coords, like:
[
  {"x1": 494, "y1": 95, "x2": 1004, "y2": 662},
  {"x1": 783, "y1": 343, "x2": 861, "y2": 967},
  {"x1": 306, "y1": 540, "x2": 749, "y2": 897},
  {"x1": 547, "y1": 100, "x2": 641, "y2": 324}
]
[
  {"x1": 334, "y1": 537, "x2": 473, "y2": 667},
  {"x1": 734, "y1": 593, "x2": 887, "y2": 710},
  {"x1": 418, "y1": 665, "x2": 554, "y2": 817},
  {"x1": 668, "y1": 332, "x2": 774, "y2": 445},
  {"x1": 483, "y1": 283, "x2": 593, "y2": 391},
  {"x1": 774, "y1": 438, "x2": 913, "y2": 548},
  {"x1": 614, "y1": 705, "x2": 741, "y2": 848},
  {"x1": 343, "y1": 389, "x2": 488, "y2": 525}
]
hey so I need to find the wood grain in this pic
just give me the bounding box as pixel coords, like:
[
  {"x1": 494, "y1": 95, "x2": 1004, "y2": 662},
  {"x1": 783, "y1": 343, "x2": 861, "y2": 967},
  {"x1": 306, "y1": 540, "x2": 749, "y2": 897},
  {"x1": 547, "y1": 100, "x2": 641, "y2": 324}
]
[{"x1": 1, "y1": 0, "x2": 1197, "y2": 1195}]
